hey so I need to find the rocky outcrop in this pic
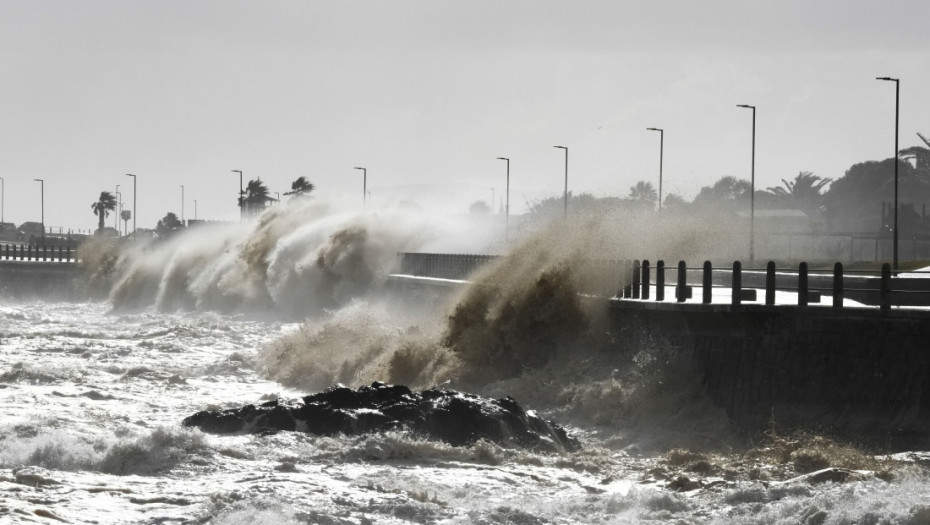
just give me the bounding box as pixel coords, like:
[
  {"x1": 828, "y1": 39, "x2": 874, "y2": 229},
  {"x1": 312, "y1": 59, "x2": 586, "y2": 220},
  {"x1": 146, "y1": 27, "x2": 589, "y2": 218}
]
[{"x1": 183, "y1": 382, "x2": 579, "y2": 452}]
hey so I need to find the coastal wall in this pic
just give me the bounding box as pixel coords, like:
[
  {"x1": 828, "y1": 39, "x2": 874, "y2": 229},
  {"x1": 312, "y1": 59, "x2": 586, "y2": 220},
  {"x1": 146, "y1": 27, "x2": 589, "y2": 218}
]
[
  {"x1": 611, "y1": 301, "x2": 930, "y2": 447},
  {"x1": 0, "y1": 261, "x2": 81, "y2": 300}
]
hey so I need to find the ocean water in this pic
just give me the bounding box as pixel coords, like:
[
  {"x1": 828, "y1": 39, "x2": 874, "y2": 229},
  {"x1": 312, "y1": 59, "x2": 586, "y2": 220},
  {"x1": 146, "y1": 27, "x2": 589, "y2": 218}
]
[{"x1": 2, "y1": 200, "x2": 930, "y2": 524}]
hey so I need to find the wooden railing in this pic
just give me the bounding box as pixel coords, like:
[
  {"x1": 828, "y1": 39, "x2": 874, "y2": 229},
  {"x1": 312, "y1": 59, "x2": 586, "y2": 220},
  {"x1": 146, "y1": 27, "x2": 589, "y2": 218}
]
[
  {"x1": 619, "y1": 259, "x2": 930, "y2": 310},
  {"x1": 0, "y1": 243, "x2": 77, "y2": 263}
]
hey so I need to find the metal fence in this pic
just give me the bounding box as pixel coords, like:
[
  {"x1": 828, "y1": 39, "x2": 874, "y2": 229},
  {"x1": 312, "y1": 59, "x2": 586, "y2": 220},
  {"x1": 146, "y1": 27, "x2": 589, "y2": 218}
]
[
  {"x1": 397, "y1": 252, "x2": 499, "y2": 280},
  {"x1": 620, "y1": 259, "x2": 930, "y2": 310},
  {"x1": 0, "y1": 243, "x2": 77, "y2": 263}
]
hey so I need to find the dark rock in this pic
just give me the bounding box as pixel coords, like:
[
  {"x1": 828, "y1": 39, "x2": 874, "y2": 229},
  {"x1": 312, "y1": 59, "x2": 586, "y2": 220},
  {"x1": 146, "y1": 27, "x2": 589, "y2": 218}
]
[{"x1": 182, "y1": 382, "x2": 580, "y2": 452}]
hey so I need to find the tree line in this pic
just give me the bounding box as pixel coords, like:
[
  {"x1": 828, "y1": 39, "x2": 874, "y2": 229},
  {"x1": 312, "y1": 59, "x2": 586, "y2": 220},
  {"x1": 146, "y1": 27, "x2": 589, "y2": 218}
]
[
  {"x1": 90, "y1": 176, "x2": 316, "y2": 238},
  {"x1": 520, "y1": 132, "x2": 930, "y2": 237}
]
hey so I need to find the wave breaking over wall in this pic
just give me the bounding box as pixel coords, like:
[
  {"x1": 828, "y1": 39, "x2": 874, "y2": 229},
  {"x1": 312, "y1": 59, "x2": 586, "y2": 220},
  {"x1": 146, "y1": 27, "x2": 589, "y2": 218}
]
[
  {"x1": 81, "y1": 201, "x2": 753, "y2": 450},
  {"x1": 98, "y1": 198, "x2": 496, "y2": 317}
]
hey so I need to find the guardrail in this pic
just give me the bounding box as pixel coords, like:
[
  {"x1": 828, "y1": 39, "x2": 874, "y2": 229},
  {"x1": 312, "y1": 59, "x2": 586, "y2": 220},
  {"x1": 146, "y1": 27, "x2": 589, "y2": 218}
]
[
  {"x1": 619, "y1": 259, "x2": 928, "y2": 310},
  {"x1": 0, "y1": 243, "x2": 77, "y2": 263},
  {"x1": 397, "y1": 252, "x2": 499, "y2": 280}
]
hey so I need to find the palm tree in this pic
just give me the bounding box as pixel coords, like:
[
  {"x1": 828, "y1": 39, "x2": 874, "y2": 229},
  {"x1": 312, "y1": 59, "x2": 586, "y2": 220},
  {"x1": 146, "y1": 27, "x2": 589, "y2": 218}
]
[
  {"x1": 244, "y1": 178, "x2": 270, "y2": 216},
  {"x1": 91, "y1": 191, "x2": 117, "y2": 234},
  {"x1": 284, "y1": 176, "x2": 315, "y2": 197},
  {"x1": 900, "y1": 132, "x2": 930, "y2": 170},
  {"x1": 766, "y1": 171, "x2": 832, "y2": 213}
]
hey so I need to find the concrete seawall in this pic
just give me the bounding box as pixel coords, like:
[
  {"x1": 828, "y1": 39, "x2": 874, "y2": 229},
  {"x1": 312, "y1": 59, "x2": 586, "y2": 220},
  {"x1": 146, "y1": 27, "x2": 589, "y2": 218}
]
[
  {"x1": 611, "y1": 301, "x2": 930, "y2": 447},
  {"x1": 0, "y1": 261, "x2": 82, "y2": 300}
]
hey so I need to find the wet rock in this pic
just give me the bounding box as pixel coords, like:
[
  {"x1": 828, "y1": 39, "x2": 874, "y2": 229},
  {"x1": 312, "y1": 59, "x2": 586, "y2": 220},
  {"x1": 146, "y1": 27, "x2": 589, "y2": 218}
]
[
  {"x1": 667, "y1": 475, "x2": 702, "y2": 492},
  {"x1": 783, "y1": 467, "x2": 873, "y2": 485},
  {"x1": 183, "y1": 382, "x2": 580, "y2": 452},
  {"x1": 12, "y1": 467, "x2": 59, "y2": 487}
]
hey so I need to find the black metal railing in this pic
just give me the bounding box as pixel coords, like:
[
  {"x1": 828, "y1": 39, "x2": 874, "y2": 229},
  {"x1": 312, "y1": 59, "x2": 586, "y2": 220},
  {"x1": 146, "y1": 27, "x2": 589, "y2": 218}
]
[
  {"x1": 0, "y1": 243, "x2": 76, "y2": 263},
  {"x1": 619, "y1": 259, "x2": 930, "y2": 310}
]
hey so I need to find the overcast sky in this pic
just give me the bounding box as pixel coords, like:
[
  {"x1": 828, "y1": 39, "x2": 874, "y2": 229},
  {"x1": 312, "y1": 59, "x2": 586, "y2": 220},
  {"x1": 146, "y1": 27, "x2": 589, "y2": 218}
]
[{"x1": 1, "y1": 0, "x2": 928, "y2": 232}]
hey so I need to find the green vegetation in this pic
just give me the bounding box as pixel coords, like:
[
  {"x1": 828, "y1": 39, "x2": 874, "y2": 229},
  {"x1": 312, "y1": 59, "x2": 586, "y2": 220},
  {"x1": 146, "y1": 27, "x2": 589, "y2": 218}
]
[
  {"x1": 284, "y1": 176, "x2": 315, "y2": 198},
  {"x1": 90, "y1": 191, "x2": 117, "y2": 234},
  {"x1": 523, "y1": 131, "x2": 930, "y2": 240}
]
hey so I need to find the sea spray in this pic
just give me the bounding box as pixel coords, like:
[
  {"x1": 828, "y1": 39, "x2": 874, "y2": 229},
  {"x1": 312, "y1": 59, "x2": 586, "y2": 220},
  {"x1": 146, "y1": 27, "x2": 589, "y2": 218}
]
[
  {"x1": 96, "y1": 197, "x2": 495, "y2": 316},
  {"x1": 253, "y1": 214, "x2": 740, "y2": 451},
  {"x1": 257, "y1": 302, "x2": 454, "y2": 392}
]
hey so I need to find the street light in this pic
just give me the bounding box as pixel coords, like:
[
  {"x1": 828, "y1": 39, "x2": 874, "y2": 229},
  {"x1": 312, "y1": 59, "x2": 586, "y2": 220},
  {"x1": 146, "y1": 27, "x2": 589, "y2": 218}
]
[
  {"x1": 115, "y1": 190, "x2": 122, "y2": 235},
  {"x1": 125, "y1": 174, "x2": 137, "y2": 236},
  {"x1": 231, "y1": 170, "x2": 243, "y2": 219},
  {"x1": 497, "y1": 157, "x2": 510, "y2": 238},
  {"x1": 877, "y1": 76, "x2": 900, "y2": 271},
  {"x1": 194, "y1": 199, "x2": 198, "y2": 220},
  {"x1": 354, "y1": 167, "x2": 367, "y2": 206},
  {"x1": 0, "y1": 177, "x2": 4, "y2": 224},
  {"x1": 646, "y1": 128, "x2": 664, "y2": 212},
  {"x1": 554, "y1": 146, "x2": 568, "y2": 218},
  {"x1": 115, "y1": 184, "x2": 120, "y2": 233},
  {"x1": 737, "y1": 104, "x2": 756, "y2": 262},
  {"x1": 180, "y1": 185, "x2": 185, "y2": 224},
  {"x1": 33, "y1": 178, "x2": 44, "y2": 238}
]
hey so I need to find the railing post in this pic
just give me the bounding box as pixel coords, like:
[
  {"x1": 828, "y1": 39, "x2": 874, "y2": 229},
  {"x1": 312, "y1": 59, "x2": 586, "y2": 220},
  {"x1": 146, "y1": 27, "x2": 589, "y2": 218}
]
[
  {"x1": 765, "y1": 261, "x2": 776, "y2": 306},
  {"x1": 833, "y1": 262, "x2": 844, "y2": 308},
  {"x1": 678, "y1": 260, "x2": 688, "y2": 303},
  {"x1": 880, "y1": 263, "x2": 891, "y2": 310},
  {"x1": 656, "y1": 260, "x2": 665, "y2": 301},
  {"x1": 632, "y1": 260, "x2": 641, "y2": 299},
  {"x1": 798, "y1": 262, "x2": 809, "y2": 306},
  {"x1": 702, "y1": 260, "x2": 712, "y2": 304},
  {"x1": 619, "y1": 259, "x2": 630, "y2": 298},
  {"x1": 731, "y1": 261, "x2": 742, "y2": 306},
  {"x1": 641, "y1": 259, "x2": 650, "y2": 300}
]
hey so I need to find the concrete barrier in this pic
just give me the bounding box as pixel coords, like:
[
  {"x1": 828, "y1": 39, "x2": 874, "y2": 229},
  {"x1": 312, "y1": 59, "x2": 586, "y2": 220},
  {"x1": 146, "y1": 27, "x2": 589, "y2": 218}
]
[
  {"x1": 0, "y1": 261, "x2": 81, "y2": 300},
  {"x1": 611, "y1": 299, "x2": 930, "y2": 449}
]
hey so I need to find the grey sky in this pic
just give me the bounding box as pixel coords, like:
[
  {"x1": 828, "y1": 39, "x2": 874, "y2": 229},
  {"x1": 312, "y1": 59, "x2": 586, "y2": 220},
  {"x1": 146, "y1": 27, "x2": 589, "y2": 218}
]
[{"x1": 1, "y1": 0, "x2": 928, "y2": 231}]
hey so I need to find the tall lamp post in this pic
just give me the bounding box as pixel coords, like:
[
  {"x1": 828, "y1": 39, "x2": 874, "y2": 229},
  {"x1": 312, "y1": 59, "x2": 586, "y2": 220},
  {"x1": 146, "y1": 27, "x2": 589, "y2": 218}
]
[
  {"x1": 194, "y1": 199, "x2": 198, "y2": 220},
  {"x1": 180, "y1": 185, "x2": 185, "y2": 224},
  {"x1": 115, "y1": 190, "x2": 122, "y2": 235},
  {"x1": 354, "y1": 167, "x2": 367, "y2": 206},
  {"x1": 33, "y1": 178, "x2": 44, "y2": 239},
  {"x1": 115, "y1": 184, "x2": 120, "y2": 233},
  {"x1": 554, "y1": 146, "x2": 568, "y2": 218},
  {"x1": 496, "y1": 157, "x2": 510, "y2": 238},
  {"x1": 737, "y1": 104, "x2": 756, "y2": 262},
  {"x1": 877, "y1": 76, "x2": 900, "y2": 271},
  {"x1": 1, "y1": 177, "x2": 4, "y2": 224},
  {"x1": 646, "y1": 128, "x2": 664, "y2": 212},
  {"x1": 231, "y1": 170, "x2": 243, "y2": 220},
  {"x1": 125, "y1": 173, "x2": 136, "y2": 236}
]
